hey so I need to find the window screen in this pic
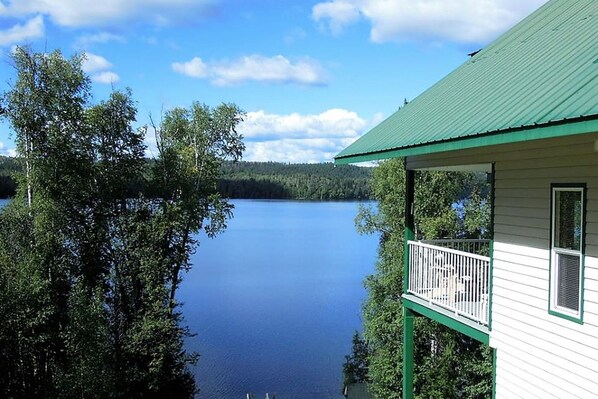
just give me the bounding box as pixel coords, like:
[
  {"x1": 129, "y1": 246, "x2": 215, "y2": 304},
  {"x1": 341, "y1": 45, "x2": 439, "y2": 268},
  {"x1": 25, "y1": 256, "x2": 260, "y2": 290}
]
[{"x1": 556, "y1": 253, "x2": 580, "y2": 311}]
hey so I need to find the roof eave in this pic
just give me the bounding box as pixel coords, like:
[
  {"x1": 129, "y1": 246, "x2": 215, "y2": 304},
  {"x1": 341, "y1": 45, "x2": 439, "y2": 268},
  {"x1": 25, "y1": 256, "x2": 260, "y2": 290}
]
[{"x1": 334, "y1": 116, "x2": 598, "y2": 165}]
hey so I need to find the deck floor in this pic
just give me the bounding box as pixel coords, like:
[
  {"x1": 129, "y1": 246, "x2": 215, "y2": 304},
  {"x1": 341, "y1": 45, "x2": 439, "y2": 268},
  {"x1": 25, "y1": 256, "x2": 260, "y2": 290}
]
[
  {"x1": 402, "y1": 294, "x2": 490, "y2": 342},
  {"x1": 409, "y1": 289, "x2": 489, "y2": 325}
]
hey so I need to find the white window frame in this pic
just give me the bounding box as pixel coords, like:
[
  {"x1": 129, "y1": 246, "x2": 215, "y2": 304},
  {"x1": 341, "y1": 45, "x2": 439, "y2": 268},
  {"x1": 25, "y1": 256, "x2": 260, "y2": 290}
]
[{"x1": 549, "y1": 185, "x2": 585, "y2": 321}]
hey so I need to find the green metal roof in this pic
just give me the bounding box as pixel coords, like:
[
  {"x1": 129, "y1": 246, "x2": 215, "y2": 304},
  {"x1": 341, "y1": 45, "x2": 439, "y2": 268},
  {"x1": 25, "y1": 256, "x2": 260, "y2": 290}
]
[{"x1": 335, "y1": 0, "x2": 598, "y2": 164}]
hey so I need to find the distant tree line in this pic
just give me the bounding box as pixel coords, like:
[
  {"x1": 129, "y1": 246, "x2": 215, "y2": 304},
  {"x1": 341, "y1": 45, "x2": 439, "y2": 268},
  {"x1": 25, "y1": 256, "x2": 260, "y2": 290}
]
[
  {"x1": 218, "y1": 161, "x2": 373, "y2": 200},
  {"x1": 0, "y1": 156, "x2": 18, "y2": 198},
  {"x1": 0, "y1": 159, "x2": 374, "y2": 200}
]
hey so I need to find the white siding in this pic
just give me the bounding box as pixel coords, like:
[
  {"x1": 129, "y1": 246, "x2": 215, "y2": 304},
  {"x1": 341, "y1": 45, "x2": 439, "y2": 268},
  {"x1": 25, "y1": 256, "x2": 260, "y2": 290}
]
[{"x1": 408, "y1": 133, "x2": 598, "y2": 399}]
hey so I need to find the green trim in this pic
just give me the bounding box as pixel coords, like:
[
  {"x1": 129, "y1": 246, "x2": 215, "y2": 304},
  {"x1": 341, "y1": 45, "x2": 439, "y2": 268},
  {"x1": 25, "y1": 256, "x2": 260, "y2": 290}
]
[
  {"x1": 488, "y1": 240, "x2": 495, "y2": 331},
  {"x1": 548, "y1": 183, "x2": 586, "y2": 324},
  {"x1": 488, "y1": 164, "x2": 495, "y2": 332},
  {"x1": 402, "y1": 307, "x2": 415, "y2": 399},
  {"x1": 334, "y1": 118, "x2": 598, "y2": 165},
  {"x1": 548, "y1": 307, "x2": 584, "y2": 324},
  {"x1": 492, "y1": 349, "x2": 497, "y2": 399},
  {"x1": 403, "y1": 169, "x2": 415, "y2": 294},
  {"x1": 402, "y1": 295, "x2": 490, "y2": 345}
]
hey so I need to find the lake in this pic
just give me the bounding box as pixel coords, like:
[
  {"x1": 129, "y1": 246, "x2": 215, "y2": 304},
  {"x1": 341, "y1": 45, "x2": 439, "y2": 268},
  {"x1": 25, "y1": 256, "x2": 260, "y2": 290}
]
[
  {"x1": 181, "y1": 200, "x2": 378, "y2": 398},
  {"x1": 0, "y1": 198, "x2": 379, "y2": 398}
]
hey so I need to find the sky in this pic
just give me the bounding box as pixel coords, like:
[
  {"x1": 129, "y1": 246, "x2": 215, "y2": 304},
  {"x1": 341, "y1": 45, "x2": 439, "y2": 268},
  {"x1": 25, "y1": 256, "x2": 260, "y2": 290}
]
[{"x1": 0, "y1": 0, "x2": 548, "y2": 163}]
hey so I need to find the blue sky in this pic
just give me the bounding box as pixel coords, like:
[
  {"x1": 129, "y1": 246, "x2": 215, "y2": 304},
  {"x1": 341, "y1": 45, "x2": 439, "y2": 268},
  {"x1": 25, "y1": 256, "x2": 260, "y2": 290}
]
[{"x1": 0, "y1": 0, "x2": 547, "y2": 163}]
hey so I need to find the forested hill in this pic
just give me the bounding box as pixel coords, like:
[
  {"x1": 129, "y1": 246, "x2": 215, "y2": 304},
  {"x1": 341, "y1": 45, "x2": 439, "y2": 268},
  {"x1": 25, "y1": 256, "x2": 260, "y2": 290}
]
[
  {"x1": 0, "y1": 156, "x2": 18, "y2": 198},
  {"x1": 0, "y1": 157, "x2": 373, "y2": 200},
  {"x1": 218, "y1": 161, "x2": 373, "y2": 200}
]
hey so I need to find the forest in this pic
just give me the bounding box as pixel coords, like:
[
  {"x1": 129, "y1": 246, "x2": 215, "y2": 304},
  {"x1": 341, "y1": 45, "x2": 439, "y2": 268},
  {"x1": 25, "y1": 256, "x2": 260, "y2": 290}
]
[
  {"x1": 218, "y1": 161, "x2": 372, "y2": 200},
  {"x1": 0, "y1": 47, "x2": 244, "y2": 399},
  {"x1": 0, "y1": 156, "x2": 18, "y2": 198},
  {"x1": 0, "y1": 157, "x2": 373, "y2": 200}
]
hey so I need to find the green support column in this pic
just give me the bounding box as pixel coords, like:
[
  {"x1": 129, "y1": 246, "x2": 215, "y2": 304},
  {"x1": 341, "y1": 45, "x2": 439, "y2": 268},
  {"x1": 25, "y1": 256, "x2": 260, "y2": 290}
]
[
  {"x1": 403, "y1": 307, "x2": 415, "y2": 399},
  {"x1": 403, "y1": 168, "x2": 415, "y2": 294},
  {"x1": 488, "y1": 164, "x2": 495, "y2": 331},
  {"x1": 403, "y1": 167, "x2": 416, "y2": 399}
]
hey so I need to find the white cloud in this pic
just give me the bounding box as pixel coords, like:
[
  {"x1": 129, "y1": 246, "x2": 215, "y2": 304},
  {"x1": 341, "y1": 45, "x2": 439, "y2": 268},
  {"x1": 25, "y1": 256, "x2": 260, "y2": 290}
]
[
  {"x1": 371, "y1": 112, "x2": 385, "y2": 126},
  {"x1": 312, "y1": 1, "x2": 360, "y2": 36},
  {"x1": 214, "y1": 55, "x2": 326, "y2": 86},
  {"x1": 82, "y1": 53, "x2": 112, "y2": 73},
  {"x1": 0, "y1": 0, "x2": 217, "y2": 28},
  {"x1": 172, "y1": 54, "x2": 327, "y2": 86},
  {"x1": 0, "y1": 15, "x2": 44, "y2": 46},
  {"x1": 75, "y1": 32, "x2": 125, "y2": 48},
  {"x1": 312, "y1": 0, "x2": 549, "y2": 44},
  {"x1": 91, "y1": 71, "x2": 120, "y2": 84},
  {"x1": 81, "y1": 53, "x2": 119, "y2": 84},
  {"x1": 237, "y1": 109, "x2": 370, "y2": 163},
  {"x1": 240, "y1": 109, "x2": 366, "y2": 141},
  {"x1": 243, "y1": 140, "x2": 337, "y2": 163},
  {"x1": 140, "y1": 108, "x2": 377, "y2": 163},
  {"x1": 143, "y1": 126, "x2": 159, "y2": 158},
  {"x1": 0, "y1": 141, "x2": 17, "y2": 157},
  {"x1": 172, "y1": 57, "x2": 208, "y2": 78}
]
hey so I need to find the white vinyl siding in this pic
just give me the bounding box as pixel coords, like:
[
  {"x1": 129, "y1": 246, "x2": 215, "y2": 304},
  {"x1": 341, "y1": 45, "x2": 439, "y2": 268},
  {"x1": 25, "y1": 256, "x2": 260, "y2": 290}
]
[{"x1": 407, "y1": 132, "x2": 598, "y2": 399}]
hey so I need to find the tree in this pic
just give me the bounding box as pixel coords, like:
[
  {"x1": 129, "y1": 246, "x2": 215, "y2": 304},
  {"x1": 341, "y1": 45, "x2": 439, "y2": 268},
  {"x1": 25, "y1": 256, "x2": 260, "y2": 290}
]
[
  {"x1": 342, "y1": 331, "x2": 371, "y2": 389},
  {"x1": 0, "y1": 47, "x2": 245, "y2": 399},
  {"x1": 355, "y1": 158, "x2": 492, "y2": 399}
]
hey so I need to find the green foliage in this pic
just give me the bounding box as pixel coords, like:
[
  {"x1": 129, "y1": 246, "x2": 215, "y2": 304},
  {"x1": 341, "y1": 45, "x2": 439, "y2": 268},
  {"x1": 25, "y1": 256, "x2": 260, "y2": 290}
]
[
  {"x1": 0, "y1": 156, "x2": 19, "y2": 198},
  {"x1": 356, "y1": 159, "x2": 406, "y2": 399},
  {"x1": 355, "y1": 159, "x2": 492, "y2": 399},
  {"x1": 0, "y1": 47, "x2": 244, "y2": 399},
  {"x1": 412, "y1": 321, "x2": 493, "y2": 399},
  {"x1": 461, "y1": 188, "x2": 492, "y2": 239},
  {"x1": 342, "y1": 331, "x2": 371, "y2": 389},
  {"x1": 0, "y1": 156, "x2": 372, "y2": 200},
  {"x1": 0, "y1": 159, "x2": 372, "y2": 200},
  {"x1": 218, "y1": 161, "x2": 373, "y2": 200}
]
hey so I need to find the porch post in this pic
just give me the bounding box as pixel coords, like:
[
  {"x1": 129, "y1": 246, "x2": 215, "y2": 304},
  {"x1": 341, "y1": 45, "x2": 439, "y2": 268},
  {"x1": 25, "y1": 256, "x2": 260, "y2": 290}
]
[
  {"x1": 403, "y1": 306, "x2": 415, "y2": 399},
  {"x1": 403, "y1": 168, "x2": 415, "y2": 294},
  {"x1": 488, "y1": 163, "x2": 495, "y2": 331},
  {"x1": 403, "y1": 167, "x2": 416, "y2": 399}
]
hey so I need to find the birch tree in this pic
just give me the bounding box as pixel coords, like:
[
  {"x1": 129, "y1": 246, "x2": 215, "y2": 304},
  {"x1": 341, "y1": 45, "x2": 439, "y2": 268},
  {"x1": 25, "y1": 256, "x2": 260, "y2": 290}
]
[{"x1": 0, "y1": 47, "x2": 245, "y2": 399}]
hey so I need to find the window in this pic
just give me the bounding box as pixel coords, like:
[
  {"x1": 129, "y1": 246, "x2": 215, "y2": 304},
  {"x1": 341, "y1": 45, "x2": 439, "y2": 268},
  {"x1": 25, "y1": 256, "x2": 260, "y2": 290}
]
[{"x1": 550, "y1": 185, "x2": 585, "y2": 322}]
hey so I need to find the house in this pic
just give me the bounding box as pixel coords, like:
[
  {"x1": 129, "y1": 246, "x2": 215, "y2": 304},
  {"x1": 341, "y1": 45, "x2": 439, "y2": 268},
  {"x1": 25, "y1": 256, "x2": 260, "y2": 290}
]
[{"x1": 334, "y1": 0, "x2": 598, "y2": 398}]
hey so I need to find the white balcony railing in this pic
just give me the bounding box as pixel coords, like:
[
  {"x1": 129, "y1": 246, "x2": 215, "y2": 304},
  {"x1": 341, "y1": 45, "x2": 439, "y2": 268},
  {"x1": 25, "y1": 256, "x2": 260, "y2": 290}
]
[
  {"x1": 407, "y1": 240, "x2": 490, "y2": 325},
  {"x1": 420, "y1": 239, "x2": 491, "y2": 257}
]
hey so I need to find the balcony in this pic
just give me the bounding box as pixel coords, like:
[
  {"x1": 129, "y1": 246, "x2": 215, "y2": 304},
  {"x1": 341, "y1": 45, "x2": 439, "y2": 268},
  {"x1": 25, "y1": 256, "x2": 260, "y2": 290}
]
[{"x1": 407, "y1": 239, "x2": 491, "y2": 326}]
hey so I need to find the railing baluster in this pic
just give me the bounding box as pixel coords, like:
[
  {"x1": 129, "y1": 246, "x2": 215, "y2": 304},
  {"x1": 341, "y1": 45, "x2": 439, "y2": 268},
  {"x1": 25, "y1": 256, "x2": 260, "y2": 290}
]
[{"x1": 406, "y1": 240, "x2": 490, "y2": 326}]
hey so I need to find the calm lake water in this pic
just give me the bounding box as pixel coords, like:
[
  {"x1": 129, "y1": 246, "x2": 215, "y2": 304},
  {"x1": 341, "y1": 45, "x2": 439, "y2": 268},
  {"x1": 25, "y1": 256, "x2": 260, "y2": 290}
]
[
  {"x1": 0, "y1": 198, "x2": 378, "y2": 398},
  {"x1": 180, "y1": 200, "x2": 378, "y2": 399}
]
